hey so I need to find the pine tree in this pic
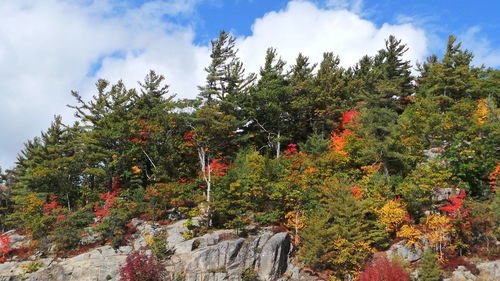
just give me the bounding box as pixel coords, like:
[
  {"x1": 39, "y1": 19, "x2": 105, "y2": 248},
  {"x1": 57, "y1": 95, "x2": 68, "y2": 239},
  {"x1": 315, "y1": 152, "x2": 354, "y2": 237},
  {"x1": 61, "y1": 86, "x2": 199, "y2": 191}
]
[
  {"x1": 299, "y1": 183, "x2": 388, "y2": 278},
  {"x1": 199, "y1": 30, "x2": 255, "y2": 104},
  {"x1": 418, "y1": 250, "x2": 443, "y2": 281},
  {"x1": 241, "y1": 48, "x2": 292, "y2": 158}
]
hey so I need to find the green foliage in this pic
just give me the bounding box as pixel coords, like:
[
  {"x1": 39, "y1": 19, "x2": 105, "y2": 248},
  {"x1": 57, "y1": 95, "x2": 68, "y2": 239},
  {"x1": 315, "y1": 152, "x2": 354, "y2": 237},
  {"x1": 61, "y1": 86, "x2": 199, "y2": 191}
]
[
  {"x1": 241, "y1": 266, "x2": 259, "y2": 281},
  {"x1": 49, "y1": 206, "x2": 95, "y2": 251},
  {"x1": 93, "y1": 200, "x2": 142, "y2": 249},
  {"x1": 418, "y1": 250, "x2": 443, "y2": 281},
  {"x1": 150, "y1": 232, "x2": 172, "y2": 260},
  {"x1": 299, "y1": 183, "x2": 388, "y2": 279}
]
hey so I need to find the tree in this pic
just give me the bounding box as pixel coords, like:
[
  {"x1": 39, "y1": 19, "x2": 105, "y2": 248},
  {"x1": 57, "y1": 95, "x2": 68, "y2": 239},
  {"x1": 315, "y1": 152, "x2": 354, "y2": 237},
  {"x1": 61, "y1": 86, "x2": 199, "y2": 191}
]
[
  {"x1": 299, "y1": 183, "x2": 387, "y2": 279},
  {"x1": 69, "y1": 80, "x2": 138, "y2": 193},
  {"x1": 185, "y1": 104, "x2": 239, "y2": 223},
  {"x1": 376, "y1": 199, "x2": 407, "y2": 234},
  {"x1": 14, "y1": 116, "x2": 83, "y2": 209},
  {"x1": 348, "y1": 36, "x2": 414, "y2": 176},
  {"x1": 417, "y1": 35, "x2": 480, "y2": 106},
  {"x1": 418, "y1": 250, "x2": 443, "y2": 281},
  {"x1": 199, "y1": 30, "x2": 255, "y2": 105},
  {"x1": 241, "y1": 48, "x2": 292, "y2": 158}
]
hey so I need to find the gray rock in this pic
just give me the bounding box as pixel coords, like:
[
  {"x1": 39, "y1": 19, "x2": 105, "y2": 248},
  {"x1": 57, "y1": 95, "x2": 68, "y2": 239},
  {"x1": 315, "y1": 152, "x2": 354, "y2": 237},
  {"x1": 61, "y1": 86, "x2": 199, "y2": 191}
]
[
  {"x1": 444, "y1": 266, "x2": 477, "y2": 281},
  {"x1": 257, "y1": 232, "x2": 291, "y2": 281},
  {"x1": 476, "y1": 260, "x2": 500, "y2": 281},
  {"x1": 386, "y1": 241, "x2": 423, "y2": 262},
  {"x1": 0, "y1": 220, "x2": 294, "y2": 281}
]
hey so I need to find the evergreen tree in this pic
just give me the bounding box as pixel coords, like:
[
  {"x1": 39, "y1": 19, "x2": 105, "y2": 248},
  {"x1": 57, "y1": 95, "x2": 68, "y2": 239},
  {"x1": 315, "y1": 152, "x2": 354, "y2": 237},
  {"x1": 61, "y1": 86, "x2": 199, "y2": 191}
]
[
  {"x1": 199, "y1": 30, "x2": 255, "y2": 105},
  {"x1": 242, "y1": 48, "x2": 292, "y2": 157},
  {"x1": 418, "y1": 250, "x2": 443, "y2": 281},
  {"x1": 299, "y1": 183, "x2": 388, "y2": 278},
  {"x1": 13, "y1": 116, "x2": 82, "y2": 209}
]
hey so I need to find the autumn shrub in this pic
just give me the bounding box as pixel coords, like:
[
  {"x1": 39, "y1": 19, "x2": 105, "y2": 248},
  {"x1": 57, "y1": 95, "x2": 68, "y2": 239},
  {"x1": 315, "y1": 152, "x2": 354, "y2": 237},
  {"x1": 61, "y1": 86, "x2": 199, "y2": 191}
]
[
  {"x1": 94, "y1": 200, "x2": 142, "y2": 248},
  {"x1": 218, "y1": 232, "x2": 238, "y2": 242},
  {"x1": 441, "y1": 255, "x2": 479, "y2": 275},
  {"x1": 7, "y1": 192, "x2": 50, "y2": 239},
  {"x1": 357, "y1": 254, "x2": 410, "y2": 281},
  {"x1": 49, "y1": 205, "x2": 95, "y2": 251},
  {"x1": 119, "y1": 250, "x2": 169, "y2": 281},
  {"x1": 0, "y1": 233, "x2": 12, "y2": 263}
]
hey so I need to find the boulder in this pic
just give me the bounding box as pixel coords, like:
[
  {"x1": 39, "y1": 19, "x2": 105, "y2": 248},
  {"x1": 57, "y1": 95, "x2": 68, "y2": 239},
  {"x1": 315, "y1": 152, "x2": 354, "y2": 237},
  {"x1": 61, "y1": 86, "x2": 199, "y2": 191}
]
[
  {"x1": 386, "y1": 241, "x2": 423, "y2": 262},
  {"x1": 476, "y1": 260, "x2": 500, "y2": 281},
  {"x1": 1, "y1": 219, "x2": 296, "y2": 281}
]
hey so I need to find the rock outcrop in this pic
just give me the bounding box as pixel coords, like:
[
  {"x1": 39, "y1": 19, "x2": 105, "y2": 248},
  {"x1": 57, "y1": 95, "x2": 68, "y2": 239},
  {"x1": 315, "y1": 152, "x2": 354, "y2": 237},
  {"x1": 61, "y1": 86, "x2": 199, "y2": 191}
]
[
  {"x1": 0, "y1": 219, "x2": 306, "y2": 281},
  {"x1": 444, "y1": 261, "x2": 500, "y2": 281},
  {"x1": 386, "y1": 240, "x2": 423, "y2": 262}
]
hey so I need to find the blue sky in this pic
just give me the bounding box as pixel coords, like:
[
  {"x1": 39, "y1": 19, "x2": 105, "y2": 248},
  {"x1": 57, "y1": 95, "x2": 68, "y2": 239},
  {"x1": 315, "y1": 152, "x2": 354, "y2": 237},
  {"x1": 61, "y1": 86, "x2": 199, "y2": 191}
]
[
  {"x1": 0, "y1": 0, "x2": 498, "y2": 170},
  {"x1": 189, "y1": 0, "x2": 499, "y2": 55}
]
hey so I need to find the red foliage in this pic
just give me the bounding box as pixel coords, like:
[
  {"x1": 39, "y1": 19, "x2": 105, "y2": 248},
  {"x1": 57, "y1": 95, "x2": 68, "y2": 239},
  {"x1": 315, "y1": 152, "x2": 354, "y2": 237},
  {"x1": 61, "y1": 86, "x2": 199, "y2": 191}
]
[
  {"x1": 43, "y1": 195, "x2": 62, "y2": 214},
  {"x1": 284, "y1": 143, "x2": 298, "y2": 155},
  {"x1": 157, "y1": 220, "x2": 171, "y2": 226},
  {"x1": 208, "y1": 158, "x2": 229, "y2": 177},
  {"x1": 62, "y1": 242, "x2": 101, "y2": 258},
  {"x1": 217, "y1": 233, "x2": 238, "y2": 242},
  {"x1": 351, "y1": 185, "x2": 364, "y2": 198},
  {"x1": 119, "y1": 251, "x2": 167, "y2": 281},
  {"x1": 8, "y1": 246, "x2": 32, "y2": 260},
  {"x1": 438, "y1": 190, "x2": 470, "y2": 220},
  {"x1": 0, "y1": 233, "x2": 13, "y2": 263},
  {"x1": 357, "y1": 254, "x2": 410, "y2": 281},
  {"x1": 272, "y1": 225, "x2": 288, "y2": 233},
  {"x1": 92, "y1": 180, "x2": 122, "y2": 225},
  {"x1": 341, "y1": 110, "x2": 359, "y2": 126},
  {"x1": 441, "y1": 255, "x2": 479, "y2": 275},
  {"x1": 183, "y1": 131, "x2": 194, "y2": 140}
]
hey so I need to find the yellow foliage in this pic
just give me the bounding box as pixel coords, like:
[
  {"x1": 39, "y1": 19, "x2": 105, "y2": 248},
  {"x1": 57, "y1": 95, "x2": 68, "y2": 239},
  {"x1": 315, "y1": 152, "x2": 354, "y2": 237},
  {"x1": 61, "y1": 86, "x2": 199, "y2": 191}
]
[
  {"x1": 324, "y1": 238, "x2": 374, "y2": 278},
  {"x1": 284, "y1": 210, "x2": 305, "y2": 234},
  {"x1": 424, "y1": 214, "x2": 451, "y2": 251},
  {"x1": 376, "y1": 200, "x2": 407, "y2": 232},
  {"x1": 397, "y1": 224, "x2": 422, "y2": 248},
  {"x1": 131, "y1": 165, "x2": 141, "y2": 174},
  {"x1": 476, "y1": 98, "x2": 489, "y2": 124}
]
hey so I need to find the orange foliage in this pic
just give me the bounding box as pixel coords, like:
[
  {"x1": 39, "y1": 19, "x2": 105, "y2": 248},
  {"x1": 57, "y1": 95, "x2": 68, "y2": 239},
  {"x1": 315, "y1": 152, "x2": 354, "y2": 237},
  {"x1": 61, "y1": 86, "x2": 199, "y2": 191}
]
[{"x1": 488, "y1": 163, "x2": 500, "y2": 192}]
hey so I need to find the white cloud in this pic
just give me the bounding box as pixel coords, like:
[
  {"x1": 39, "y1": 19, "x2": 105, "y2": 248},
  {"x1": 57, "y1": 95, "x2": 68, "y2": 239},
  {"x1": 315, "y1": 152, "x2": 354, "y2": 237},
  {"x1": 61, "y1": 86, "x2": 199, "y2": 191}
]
[
  {"x1": 461, "y1": 26, "x2": 500, "y2": 67},
  {"x1": 0, "y1": 0, "x2": 209, "y2": 169},
  {"x1": 0, "y1": 0, "x2": 431, "y2": 169},
  {"x1": 237, "y1": 1, "x2": 428, "y2": 75}
]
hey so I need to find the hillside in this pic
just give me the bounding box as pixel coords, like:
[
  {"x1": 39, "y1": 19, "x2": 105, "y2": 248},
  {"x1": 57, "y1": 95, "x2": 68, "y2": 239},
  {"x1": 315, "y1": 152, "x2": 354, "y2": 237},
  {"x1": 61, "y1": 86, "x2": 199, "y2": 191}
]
[{"x1": 0, "y1": 32, "x2": 499, "y2": 281}]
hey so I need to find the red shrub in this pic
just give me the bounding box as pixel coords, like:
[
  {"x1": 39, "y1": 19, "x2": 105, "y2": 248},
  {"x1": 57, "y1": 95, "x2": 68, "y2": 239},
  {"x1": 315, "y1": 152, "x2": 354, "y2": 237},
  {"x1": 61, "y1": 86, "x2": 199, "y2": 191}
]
[
  {"x1": 271, "y1": 225, "x2": 288, "y2": 233},
  {"x1": 218, "y1": 233, "x2": 238, "y2": 242},
  {"x1": 119, "y1": 251, "x2": 168, "y2": 281},
  {"x1": 358, "y1": 254, "x2": 410, "y2": 281},
  {"x1": 157, "y1": 220, "x2": 171, "y2": 226},
  {"x1": 442, "y1": 256, "x2": 479, "y2": 275},
  {"x1": 0, "y1": 233, "x2": 12, "y2": 263}
]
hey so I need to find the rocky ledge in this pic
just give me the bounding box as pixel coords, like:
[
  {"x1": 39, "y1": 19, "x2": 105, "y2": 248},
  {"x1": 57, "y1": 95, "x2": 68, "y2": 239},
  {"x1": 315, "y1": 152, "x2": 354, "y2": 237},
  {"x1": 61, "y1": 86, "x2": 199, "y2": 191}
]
[{"x1": 0, "y1": 219, "x2": 307, "y2": 281}]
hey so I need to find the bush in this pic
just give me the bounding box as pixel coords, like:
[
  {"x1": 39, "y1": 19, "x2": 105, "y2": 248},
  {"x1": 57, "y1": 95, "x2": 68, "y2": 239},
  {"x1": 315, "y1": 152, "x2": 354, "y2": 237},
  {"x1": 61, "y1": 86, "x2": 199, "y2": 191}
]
[
  {"x1": 241, "y1": 266, "x2": 259, "y2": 281},
  {"x1": 49, "y1": 206, "x2": 95, "y2": 251},
  {"x1": 418, "y1": 250, "x2": 443, "y2": 281},
  {"x1": 119, "y1": 251, "x2": 169, "y2": 281},
  {"x1": 299, "y1": 185, "x2": 387, "y2": 279},
  {"x1": 150, "y1": 233, "x2": 173, "y2": 260},
  {"x1": 357, "y1": 254, "x2": 410, "y2": 281}
]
